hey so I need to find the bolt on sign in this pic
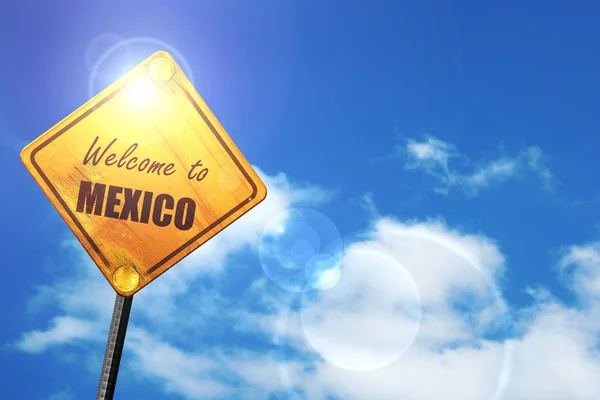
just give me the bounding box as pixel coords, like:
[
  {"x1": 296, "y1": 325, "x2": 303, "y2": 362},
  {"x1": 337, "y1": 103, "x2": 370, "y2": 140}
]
[{"x1": 21, "y1": 51, "x2": 267, "y2": 296}]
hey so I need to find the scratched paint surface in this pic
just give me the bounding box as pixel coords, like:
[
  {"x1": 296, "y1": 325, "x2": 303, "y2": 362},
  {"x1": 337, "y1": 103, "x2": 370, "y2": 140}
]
[{"x1": 20, "y1": 51, "x2": 267, "y2": 296}]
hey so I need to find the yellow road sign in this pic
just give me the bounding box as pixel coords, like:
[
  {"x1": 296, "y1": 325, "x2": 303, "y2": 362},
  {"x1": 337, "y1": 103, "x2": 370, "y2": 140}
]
[{"x1": 21, "y1": 51, "x2": 267, "y2": 296}]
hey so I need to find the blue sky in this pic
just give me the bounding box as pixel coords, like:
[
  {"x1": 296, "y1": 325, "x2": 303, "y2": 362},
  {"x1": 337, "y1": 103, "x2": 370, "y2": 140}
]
[{"x1": 2, "y1": 1, "x2": 600, "y2": 399}]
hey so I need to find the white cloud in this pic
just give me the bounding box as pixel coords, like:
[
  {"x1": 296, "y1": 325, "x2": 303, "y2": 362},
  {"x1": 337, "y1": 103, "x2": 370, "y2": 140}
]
[
  {"x1": 126, "y1": 328, "x2": 232, "y2": 399},
  {"x1": 358, "y1": 193, "x2": 380, "y2": 220},
  {"x1": 401, "y1": 136, "x2": 555, "y2": 195},
  {"x1": 16, "y1": 316, "x2": 100, "y2": 353},
  {"x1": 558, "y1": 241, "x2": 600, "y2": 302},
  {"x1": 14, "y1": 170, "x2": 600, "y2": 400},
  {"x1": 250, "y1": 218, "x2": 514, "y2": 400},
  {"x1": 222, "y1": 351, "x2": 307, "y2": 395},
  {"x1": 248, "y1": 220, "x2": 600, "y2": 400},
  {"x1": 504, "y1": 305, "x2": 600, "y2": 400}
]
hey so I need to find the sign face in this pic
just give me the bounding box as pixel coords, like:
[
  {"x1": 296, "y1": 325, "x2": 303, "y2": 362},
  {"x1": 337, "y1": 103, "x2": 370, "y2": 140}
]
[{"x1": 21, "y1": 51, "x2": 267, "y2": 296}]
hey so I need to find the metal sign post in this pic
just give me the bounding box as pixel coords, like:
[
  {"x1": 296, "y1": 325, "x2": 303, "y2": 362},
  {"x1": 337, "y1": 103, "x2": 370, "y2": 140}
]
[{"x1": 96, "y1": 294, "x2": 133, "y2": 400}]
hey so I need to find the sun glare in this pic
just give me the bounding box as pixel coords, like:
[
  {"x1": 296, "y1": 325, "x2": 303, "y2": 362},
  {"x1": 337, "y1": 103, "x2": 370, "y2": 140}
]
[{"x1": 125, "y1": 77, "x2": 156, "y2": 109}]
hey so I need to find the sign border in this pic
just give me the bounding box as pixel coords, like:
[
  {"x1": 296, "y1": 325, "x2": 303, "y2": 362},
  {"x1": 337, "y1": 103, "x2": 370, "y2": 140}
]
[{"x1": 28, "y1": 81, "x2": 259, "y2": 278}]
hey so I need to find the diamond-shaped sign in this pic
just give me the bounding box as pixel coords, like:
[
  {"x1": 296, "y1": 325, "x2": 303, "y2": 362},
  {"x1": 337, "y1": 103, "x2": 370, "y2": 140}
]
[{"x1": 21, "y1": 51, "x2": 267, "y2": 296}]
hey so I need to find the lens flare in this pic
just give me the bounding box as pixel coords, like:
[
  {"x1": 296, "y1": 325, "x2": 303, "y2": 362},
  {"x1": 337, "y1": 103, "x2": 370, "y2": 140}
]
[
  {"x1": 304, "y1": 254, "x2": 341, "y2": 290},
  {"x1": 85, "y1": 33, "x2": 133, "y2": 83},
  {"x1": 85, "y1": 36, "x2": 196, "y2": 143},
  {"x1": 300, "y1": 249, "x2": 422, "y2": 371},
  {"x1": 87, "y1": 36, "x2": 195, "y2": 100},
  {"x1": 258, "y1": 208, "x2": 344, "y2": 292},
  {"x1": 125, "y1": 77, "x2": 157, "y2": 110},
  {"x1": 275, "y1": 229, "x2": 515, "y2": 400}
]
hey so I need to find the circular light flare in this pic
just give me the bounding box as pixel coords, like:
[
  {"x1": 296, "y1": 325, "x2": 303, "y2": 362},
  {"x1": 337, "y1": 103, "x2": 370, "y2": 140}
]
[
  {"x1": 300, "y1": 249, "x2": 422, "y2": 372},
  {"x1": 305, "y1": 253, "x2": 341, "y2": 290},
  {"x1": 312, "y1": 265, "x2": 340, "y2": 290},
  {"x1": 257, "y1": 208, "x2": 344, "y2": 293}
]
